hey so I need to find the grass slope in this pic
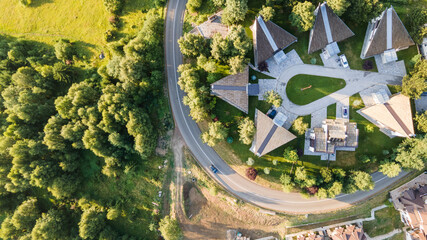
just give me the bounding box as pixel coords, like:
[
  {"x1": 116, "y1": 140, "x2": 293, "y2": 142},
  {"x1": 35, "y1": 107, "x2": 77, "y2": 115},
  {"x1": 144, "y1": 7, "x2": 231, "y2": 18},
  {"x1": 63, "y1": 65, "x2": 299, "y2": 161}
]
[
  {"x1": 0, "y1": 0, "x2": 109, "y2": 46},
  {"x1": 363, "y1": 206, "x2": 404, "y2": 237},
  {"x1": 286, "y1": 74, "x2": 346, "y2": 105}
]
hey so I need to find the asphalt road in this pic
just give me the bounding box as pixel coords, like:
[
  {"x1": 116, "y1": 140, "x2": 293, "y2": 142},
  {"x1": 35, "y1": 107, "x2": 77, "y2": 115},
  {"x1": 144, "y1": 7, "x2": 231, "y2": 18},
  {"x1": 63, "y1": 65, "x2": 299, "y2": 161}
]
[{"x1": 164, "y1": 0, "x2": 409, "y2": 214}]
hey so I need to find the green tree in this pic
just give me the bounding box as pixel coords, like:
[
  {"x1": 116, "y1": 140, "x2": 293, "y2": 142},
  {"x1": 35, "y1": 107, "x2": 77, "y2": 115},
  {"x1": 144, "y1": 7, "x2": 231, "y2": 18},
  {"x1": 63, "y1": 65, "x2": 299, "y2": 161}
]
[
  {"x1": 259, "y1": 6, "x2": 275, "y2": 21},
  {"x1": 178, "y1": 33, "x2": 210, "y2": 58},
  {"x1": 327, "y1": 0, "x2": 350, "y2": 16},
  {"x1": 283, "y1": 147, "x2": 298, "y2": 162},
  {"x1": 394, "y1": 136, "x2": 427, "y2": 170},
  {"x1": 327, "y1": 181, "x2": 343, "y2": 198},
  {"x1": 289, "y1": 1, "x2": 315, "y2": 32},
  {"x1": 79, "y1": 208, "x2": 106, "y2": 239},
  {"x1": 222, "y1": 0, "x2": 248, "y2": 25},
  {"x1": 320, "y1": 167, "x2": 332, "y2": 183},
  {"x1": 347, "y1": 0, "x2": 383, "y2": 23},
  {"x1": 294, "y1": 166, "x2": 308, "y2": 182},
  {"x1": 229, "y1": 55, "x2": 246, "y2": 74},
  {"x1": 415, "y1": 111, "x2": 427, "y2": 133},
  {"x1": 201, "y1": 121, "x2": 228, "y2": 147},
  {"x1": 379, "y1": 161, "x2": 401, "y2": 178},
  {"x1": 187, "y1": 0, "x2": 202, "y2": 13},
  {"x1": 11, "y1": 198, "x2": 40, "y2": 232},
  {"x1": 402, "y1": 59, "x2": 427, "y2": 99},
  {"x1": 159, "y1": 216, "x2": 183, "y2": 240},
  {"x1": 31, "y1": 209, "x2": 71, "y2": 240},
  {"x1": 292, "y1": 117, "x2": 309, "y2": 135},
  {"x1": 316, "y1": 188, "x2": 328, "y2": 199},
  {"x1": 349, "y1": 171, "x2": 374, "y2": 191},
  {"x1": 264, "y1": 90, "x2": 282, "y2": 107},
  {"x1": 407, "y1": 8, "x2": 427, "y2": 44},
  {"x1": 54, "y1": 39, "x2": 74, "y2": 62},
  {"x1": 237, "y1": 117, "x2": 255, "y2": 145},
  {"x1": 280, "y1": 173, "x2": 294, "y2": 192}
]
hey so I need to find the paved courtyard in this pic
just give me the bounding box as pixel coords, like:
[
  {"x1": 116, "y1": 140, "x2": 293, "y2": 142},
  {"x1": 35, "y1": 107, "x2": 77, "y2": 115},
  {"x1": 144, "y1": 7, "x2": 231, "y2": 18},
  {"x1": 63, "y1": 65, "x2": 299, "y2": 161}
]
[{"x1": 374, "y1": 55, "x2": 407, "y2": 77}]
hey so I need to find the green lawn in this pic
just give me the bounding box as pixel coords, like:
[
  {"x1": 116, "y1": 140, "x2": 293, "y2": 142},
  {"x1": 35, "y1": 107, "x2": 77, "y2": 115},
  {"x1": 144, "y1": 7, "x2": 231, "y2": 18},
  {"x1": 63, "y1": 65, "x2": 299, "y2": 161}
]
[
  {"x1": 363, "y1": 206, "x2": 404, "y2": 237},
  {"x1": 286, "y1": 74, "x2": 346, "y2": 105},
  {"x1": 327, "y1": 103, "x2": 337, "y2": 119},
  {"x1": 0, "y1": 0, "x2": 109, "y2": 46}
]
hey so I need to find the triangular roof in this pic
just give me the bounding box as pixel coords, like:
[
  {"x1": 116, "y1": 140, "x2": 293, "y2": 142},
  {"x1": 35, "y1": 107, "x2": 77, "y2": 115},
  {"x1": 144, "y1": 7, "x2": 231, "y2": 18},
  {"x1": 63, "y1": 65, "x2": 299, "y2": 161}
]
[
  {"x1": 361, "y1": 6, "x2": 414, "y2": 58},
  {"x1": 253, "y1": 109, "x2": 296, "y2": 156},
  {"x1": 360, "y1": 93, "x2": 415, "y2": 138},
  {"x1": 210, "y1": 67, "x2": 249, "y2": 113},
  {"x1": 308, "y1": 2, "x2": 354, "y2": 54},
  {"x1": 252, "y1": 16, "x2": 297, "y2": 66}
]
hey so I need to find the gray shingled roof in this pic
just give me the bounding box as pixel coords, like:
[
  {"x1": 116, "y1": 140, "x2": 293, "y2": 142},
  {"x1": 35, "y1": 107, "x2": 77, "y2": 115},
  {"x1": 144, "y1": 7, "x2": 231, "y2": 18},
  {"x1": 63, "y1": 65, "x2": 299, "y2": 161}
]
[
  {"x1": 362, "y1": 6, "x2": 414, "y2": 58},
  {"x1": 252, "y1": 16, "x2": 297, "y2": 66},
  {"x1": 210, "y1": 67, "x2": 249, "y2": 113},
  {"x1": 308, "y1": 2, "x2": 354, "y2": 54}
]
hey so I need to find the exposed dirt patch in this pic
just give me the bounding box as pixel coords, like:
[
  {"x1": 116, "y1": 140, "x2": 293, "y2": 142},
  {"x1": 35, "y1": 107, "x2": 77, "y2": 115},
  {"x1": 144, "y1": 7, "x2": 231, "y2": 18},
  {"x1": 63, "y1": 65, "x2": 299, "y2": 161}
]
[{"x1": 183, "y1": 182, "x2": 206, "y2": 218}]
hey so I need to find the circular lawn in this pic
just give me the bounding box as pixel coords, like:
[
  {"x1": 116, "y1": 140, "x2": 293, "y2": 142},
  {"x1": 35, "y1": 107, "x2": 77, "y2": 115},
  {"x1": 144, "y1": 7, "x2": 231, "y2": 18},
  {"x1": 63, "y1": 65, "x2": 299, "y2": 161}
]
[{"x1": 286, "y1": 74, "x2": 346, "y2": 105}]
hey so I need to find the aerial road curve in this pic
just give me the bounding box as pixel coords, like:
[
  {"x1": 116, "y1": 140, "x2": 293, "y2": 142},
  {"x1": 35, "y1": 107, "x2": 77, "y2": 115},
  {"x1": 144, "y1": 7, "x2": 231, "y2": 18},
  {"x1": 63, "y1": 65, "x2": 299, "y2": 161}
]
[{"x1": 164, "y1": 0, "x2": 409, "y2": 214}]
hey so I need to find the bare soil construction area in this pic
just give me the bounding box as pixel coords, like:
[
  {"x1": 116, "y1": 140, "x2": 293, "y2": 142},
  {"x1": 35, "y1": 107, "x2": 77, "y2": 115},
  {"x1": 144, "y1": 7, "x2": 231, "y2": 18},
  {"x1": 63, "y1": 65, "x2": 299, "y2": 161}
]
[
  {"x1": 181, "y1": 181, "x2": 284, "y2": 239},
  {"x1": 176, "y1": 146, "x2": 285, "y2": 239}
]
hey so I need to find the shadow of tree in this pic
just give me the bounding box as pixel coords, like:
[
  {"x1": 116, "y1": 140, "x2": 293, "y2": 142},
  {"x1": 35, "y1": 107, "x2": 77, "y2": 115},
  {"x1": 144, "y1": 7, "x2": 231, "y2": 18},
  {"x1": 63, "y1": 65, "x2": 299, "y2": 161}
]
[{"x1": 29, "y1": 0, "x2": 54, "y2": 8}]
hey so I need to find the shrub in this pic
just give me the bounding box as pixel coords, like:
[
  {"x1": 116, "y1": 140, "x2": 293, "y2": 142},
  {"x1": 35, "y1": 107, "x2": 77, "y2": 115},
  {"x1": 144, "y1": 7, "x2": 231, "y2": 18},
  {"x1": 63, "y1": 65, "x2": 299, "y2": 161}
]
[
  {"x1": 292, "y1": 117, "x2": 309, "y2": 135},
  {"x1": 258, "y1": 61, "x2": 268, "y2": 71},
  {"x1": 209, "y1": 186, "x2": 218, "y2": 196},
  {"x1": 352, "y1": 99, "x2": 362, "y2": 108},
  {"x1": 306, "y1": 186, "x2": 319, "y2": 195},
  {"x1": 272, "y1": 159, "x2": 277, "y2": 166},
  {"x1": 246, "y1": 157, "x2": 254, "y2": 166},
  {"x1": 19, "y1": 0, "x2": 31, "y2": 6},
  {"x1": 365, "y1": 124, "x2": 375, "y2": 133},
  {"x1": 104, "y1": 30, "x2": 117, "y2": 42},
  {"x1": 382, "y1": 150, "x2": 390, "y2": 155},
  {"x1": 263, "y1": 167, "x2": 270, "y2": 175},
  {"x1": 263, "y1": 90, "x2": 282, "y2": 108},
  {"x1": 246, "y1": 167, "x2": 258, "y2": 180},
  {"x1": 109, "y1": 15, "x2": 120, "y2": 28},
  {"x1": 363, "y1": 60, "x2": 373, "y2": 70}
]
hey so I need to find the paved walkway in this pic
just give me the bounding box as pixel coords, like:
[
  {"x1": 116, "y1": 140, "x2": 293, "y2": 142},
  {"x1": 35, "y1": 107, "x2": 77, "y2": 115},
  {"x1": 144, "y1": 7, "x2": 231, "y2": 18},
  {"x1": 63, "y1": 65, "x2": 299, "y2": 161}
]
[{"x1": 268, "y1": 64, "x2": 402, "y2": 116}]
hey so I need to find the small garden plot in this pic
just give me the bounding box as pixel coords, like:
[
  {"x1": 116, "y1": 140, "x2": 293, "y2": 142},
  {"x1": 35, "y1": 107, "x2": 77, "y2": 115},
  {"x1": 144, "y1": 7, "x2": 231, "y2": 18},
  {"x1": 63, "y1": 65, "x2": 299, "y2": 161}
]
[{"x1": 286, "y1": 74, "x2": 346, "y2": 105}]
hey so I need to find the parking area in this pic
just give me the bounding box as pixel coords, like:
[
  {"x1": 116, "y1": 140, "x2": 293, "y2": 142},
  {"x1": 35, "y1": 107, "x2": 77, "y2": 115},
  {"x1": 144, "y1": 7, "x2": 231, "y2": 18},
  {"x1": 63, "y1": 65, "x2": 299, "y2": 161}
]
[
  {"x1": 374, "y1": 55, "x2": 407, "y2": 77},
  {"x1": 359, "y1": 84, "x2": 392, "y2": 107}
]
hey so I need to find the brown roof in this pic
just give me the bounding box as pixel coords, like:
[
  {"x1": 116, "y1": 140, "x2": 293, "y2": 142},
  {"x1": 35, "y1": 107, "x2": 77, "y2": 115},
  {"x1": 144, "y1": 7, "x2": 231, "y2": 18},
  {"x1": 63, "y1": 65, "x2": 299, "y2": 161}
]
[
  {"x1": 327, "y1": 226, "x2": 367, "y2": 240},
  {"x1": 360, "y1": 93, "x2": 415, "y2": 138},
  {"x1": 252, "y1": 16, "x2": 297, "y2": 66},
  {"x1": 363, "y1": 6, "x2": 414, "y2": 58},
  {"x1": 253, "y1": 109, "x2": 296, "y2": 156},
  {"x1": 398, "y1": 185, "x2": 427, "y2": 230},
  {"x1": 189, "y1": 11, "x2": 229, "y2": 39},
  {"x1": 210, "y1": 67, "x2": 249, "y2": 113},
  {"x1": 308, "y1": 2, "x2": 354, "y2": 53}
]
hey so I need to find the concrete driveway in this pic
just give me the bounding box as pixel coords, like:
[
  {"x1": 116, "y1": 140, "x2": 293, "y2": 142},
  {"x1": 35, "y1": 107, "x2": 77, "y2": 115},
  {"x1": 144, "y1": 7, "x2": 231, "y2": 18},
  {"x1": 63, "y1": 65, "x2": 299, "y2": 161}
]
[{"x1": 270, "y1": 64, "x2": 402, "y2": 116}]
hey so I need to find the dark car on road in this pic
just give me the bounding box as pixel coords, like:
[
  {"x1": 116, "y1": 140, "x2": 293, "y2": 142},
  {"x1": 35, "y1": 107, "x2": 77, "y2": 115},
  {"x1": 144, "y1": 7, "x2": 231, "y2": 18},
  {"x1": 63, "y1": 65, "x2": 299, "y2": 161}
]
[{"x1": 210, "y1": 164, "x2": 218, "y2": 173}]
